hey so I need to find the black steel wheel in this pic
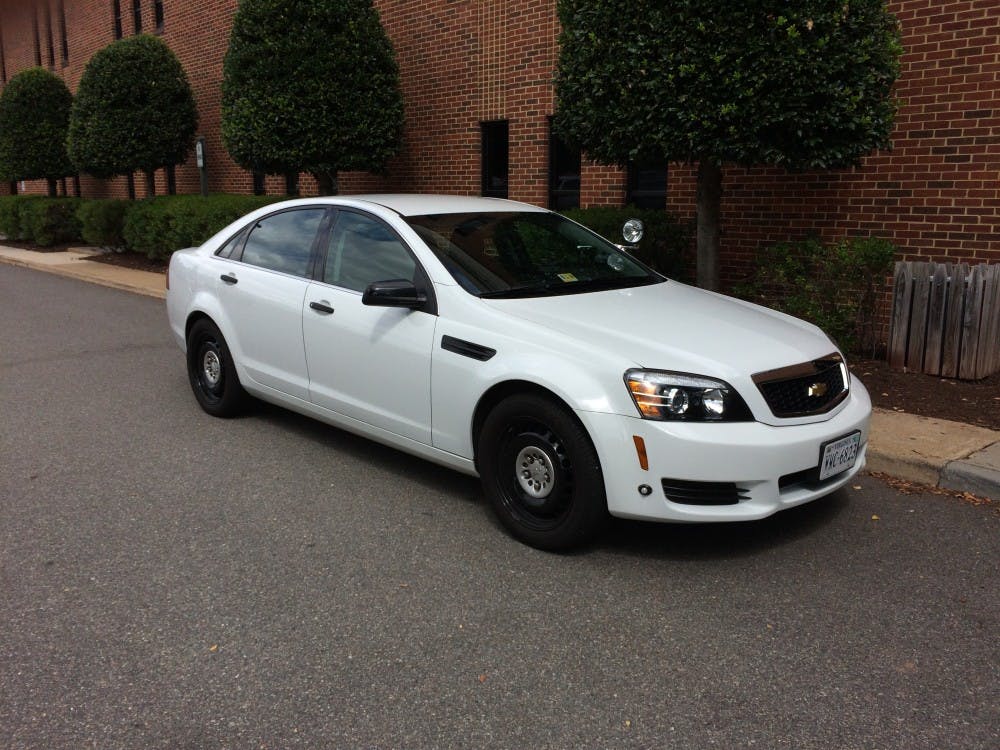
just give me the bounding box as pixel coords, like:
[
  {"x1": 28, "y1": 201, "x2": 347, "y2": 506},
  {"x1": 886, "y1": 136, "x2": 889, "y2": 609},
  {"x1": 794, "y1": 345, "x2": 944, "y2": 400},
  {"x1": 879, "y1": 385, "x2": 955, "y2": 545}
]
[
  {"x1": 186, "y1": 318, "x2": 246, "y2": 417},
  {"x1": 479, "y1": 394, "x2": 607, "y2": 551}
]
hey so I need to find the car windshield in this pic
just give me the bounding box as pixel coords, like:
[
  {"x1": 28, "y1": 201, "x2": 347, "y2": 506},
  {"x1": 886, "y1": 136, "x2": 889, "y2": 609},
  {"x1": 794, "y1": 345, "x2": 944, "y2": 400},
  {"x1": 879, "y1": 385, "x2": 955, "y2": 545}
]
[{"x1": 403, "y1": 211, "x2": 663, "y2": 297}]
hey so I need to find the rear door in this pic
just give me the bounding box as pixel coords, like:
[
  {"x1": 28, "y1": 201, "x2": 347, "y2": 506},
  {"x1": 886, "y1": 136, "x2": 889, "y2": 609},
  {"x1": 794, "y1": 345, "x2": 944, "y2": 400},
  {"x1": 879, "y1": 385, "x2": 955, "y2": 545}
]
[{"x1": 214, "y1": 206, "x2": 328, "y2": 401}]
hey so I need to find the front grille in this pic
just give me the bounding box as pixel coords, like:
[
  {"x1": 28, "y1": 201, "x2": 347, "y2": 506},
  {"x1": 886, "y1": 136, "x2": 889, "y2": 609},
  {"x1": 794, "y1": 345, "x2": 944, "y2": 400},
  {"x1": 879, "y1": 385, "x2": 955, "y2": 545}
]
[
  {"x1": 753, "y1": 354, "x2": 848, "y2": 418},
  {"x1": 661, "y1": 479, "x2": 750, "y2": 506}
]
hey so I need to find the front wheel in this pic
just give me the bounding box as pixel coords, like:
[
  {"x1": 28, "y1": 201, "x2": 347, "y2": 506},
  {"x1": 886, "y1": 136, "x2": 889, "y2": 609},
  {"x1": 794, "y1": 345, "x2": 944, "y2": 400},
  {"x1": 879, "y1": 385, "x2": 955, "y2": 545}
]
[
  {"x1": 478, "y1": 394, "x2": 608, "y2": 551},
  {"x1": 186, "y1": 319, "x2": 246, "y2": 417}
]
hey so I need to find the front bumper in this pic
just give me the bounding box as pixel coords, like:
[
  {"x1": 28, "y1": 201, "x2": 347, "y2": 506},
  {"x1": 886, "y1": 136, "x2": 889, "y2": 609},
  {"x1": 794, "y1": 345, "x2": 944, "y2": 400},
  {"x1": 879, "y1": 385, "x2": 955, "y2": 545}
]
[{"x1": 578, "y1": 377, "x2": 871, "y2": 522}]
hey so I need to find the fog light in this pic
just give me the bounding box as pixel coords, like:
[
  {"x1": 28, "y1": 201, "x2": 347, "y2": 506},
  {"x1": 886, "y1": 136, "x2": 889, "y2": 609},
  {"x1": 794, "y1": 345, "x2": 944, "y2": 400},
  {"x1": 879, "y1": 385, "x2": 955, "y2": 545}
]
[{"x1": 638, "y1": 484, "x2": 652, "y2": 496}]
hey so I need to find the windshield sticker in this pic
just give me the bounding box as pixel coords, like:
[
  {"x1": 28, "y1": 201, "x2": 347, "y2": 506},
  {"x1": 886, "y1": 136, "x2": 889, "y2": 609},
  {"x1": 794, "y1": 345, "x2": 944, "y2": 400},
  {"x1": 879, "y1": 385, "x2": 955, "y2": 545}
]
[{"x1": 557, "y1": 273, "x2": 578, "y2": 282}]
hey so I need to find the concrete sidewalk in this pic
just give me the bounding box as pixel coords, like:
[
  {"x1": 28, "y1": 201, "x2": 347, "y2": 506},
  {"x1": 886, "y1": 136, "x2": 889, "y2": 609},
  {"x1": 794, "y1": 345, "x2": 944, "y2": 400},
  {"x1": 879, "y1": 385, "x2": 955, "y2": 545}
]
[{"x1": 2, "y1": 244, "x2": 997, "y2": 503}]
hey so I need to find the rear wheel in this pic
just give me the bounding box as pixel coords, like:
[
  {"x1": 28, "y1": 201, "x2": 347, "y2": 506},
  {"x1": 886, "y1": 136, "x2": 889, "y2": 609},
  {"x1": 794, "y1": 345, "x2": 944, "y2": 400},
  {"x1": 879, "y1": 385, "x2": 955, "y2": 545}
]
[
  {"x1": 186, "y1": 319, "x2": 246, "y2": 417},
  {"x1": 478, "y1": 394, "x2": 607, "y2": 551}
]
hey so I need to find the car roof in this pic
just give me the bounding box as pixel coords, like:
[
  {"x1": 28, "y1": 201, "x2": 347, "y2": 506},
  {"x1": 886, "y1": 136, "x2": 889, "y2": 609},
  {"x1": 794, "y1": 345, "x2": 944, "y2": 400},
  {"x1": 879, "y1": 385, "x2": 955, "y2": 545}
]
[{"x1": 347, "y1": 194, "x2": 547, "y2": 217}]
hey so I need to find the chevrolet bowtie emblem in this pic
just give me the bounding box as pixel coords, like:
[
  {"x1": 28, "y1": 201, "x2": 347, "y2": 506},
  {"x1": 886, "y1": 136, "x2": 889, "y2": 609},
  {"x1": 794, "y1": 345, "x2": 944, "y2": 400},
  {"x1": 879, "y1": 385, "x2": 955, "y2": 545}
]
[{"x1": 808, "y1": 382, "x2": 828, "y2": 398}]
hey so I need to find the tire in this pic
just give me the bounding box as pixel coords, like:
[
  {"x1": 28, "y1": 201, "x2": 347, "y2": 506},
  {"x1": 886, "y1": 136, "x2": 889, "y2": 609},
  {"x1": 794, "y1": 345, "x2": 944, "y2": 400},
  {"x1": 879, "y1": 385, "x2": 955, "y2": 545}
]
[
  {"x1": 186, "y1": 319, "x2": 246, "y2": 417},
  {"x1": 478, "y1": 394, "x2": 608, "y2": 551}
]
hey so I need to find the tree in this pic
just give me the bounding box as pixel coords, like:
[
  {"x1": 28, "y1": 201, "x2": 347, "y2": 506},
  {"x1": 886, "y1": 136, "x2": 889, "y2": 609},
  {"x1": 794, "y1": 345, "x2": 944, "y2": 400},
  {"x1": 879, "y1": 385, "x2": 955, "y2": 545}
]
[
  {"x1": 68, "y1": 34, "x2": 198, "y2": 196},
  {"x1": 221, "y1": 0, "x2": 405, "y2": 195},
  {"x1": 554, "y1": 0, "x2": 902, "y2": 290},
  {"x1": 0, "y1": 68, "x2": 74, "y2": 197}
]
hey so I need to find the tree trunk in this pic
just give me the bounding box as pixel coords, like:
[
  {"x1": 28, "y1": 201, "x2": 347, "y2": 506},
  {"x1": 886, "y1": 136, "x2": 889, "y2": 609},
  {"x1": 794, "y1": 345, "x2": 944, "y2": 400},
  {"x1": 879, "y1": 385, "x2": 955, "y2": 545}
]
[
  {"x1": 47, "y1": 178, "x2": 57, "y2": 197},
  {"x1": 126, "y1": 174, "x2": 136, "y2": 200},
  {"x1": 314, "y1": 172, "x2": 338, "y2": 196},
  {"x1": 696, "y1": 161, "x2": 723, "y2": 291},
  {"x1": 145, "y1": 170, "x2": 156, "y2": 197}
]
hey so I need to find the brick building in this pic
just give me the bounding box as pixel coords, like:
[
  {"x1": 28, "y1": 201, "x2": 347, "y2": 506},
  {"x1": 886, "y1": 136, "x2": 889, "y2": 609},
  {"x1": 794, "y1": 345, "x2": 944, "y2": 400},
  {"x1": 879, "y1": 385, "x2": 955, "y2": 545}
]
[{"x1": 0, "y1": 0, "x2": 997, "y2": 286}]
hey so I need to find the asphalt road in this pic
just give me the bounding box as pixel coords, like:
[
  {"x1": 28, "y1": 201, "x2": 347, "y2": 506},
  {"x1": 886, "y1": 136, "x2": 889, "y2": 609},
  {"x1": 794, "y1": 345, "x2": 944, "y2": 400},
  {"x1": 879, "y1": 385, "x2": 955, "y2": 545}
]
[{"x1": 1, "y1": 263, "x2": 997, "y2": 750}]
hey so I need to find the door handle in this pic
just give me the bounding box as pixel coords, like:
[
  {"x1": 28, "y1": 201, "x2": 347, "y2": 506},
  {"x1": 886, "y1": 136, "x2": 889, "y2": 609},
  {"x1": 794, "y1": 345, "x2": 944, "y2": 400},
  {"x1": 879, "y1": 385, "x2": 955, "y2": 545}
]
[
  {"x1": 220, "y1": 274, "x2": 238, "y2": 285},
  {"x1": 309, "y1": 301, "x2": 334, "y2": 314}
]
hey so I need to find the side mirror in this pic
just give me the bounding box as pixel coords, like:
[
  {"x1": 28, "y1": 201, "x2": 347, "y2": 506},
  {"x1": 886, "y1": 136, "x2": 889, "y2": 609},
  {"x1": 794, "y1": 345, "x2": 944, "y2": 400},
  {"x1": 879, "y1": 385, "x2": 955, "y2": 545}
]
[
  {"x1": 622, "y1": 218, "x2": 644, "y2": 245},
  {"x1": 362, "y1": 279, "x2": 427, "y2": 309}
]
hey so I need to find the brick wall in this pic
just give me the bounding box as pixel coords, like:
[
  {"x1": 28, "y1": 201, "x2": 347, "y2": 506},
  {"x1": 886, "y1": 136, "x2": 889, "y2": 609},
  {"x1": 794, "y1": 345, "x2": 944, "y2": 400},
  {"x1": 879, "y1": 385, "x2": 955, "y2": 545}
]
[{"x1": 0, "y1": 0, "x2": 997, "y2": 286}]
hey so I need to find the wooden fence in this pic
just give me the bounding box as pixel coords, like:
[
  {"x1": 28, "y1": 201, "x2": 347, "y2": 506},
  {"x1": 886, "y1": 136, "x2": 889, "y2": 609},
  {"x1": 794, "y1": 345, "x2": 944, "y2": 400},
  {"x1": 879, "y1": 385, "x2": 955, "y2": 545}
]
[{"x1": 888, "y1": 261, "x2": 1000, "y2": 380}]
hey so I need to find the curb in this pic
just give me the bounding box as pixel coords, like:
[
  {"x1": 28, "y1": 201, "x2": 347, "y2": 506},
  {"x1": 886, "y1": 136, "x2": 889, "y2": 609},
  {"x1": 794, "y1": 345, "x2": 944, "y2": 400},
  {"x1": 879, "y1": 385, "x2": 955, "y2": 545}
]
[{"x1": 0, "y1": 246, "x2": 166, "y2": 300}]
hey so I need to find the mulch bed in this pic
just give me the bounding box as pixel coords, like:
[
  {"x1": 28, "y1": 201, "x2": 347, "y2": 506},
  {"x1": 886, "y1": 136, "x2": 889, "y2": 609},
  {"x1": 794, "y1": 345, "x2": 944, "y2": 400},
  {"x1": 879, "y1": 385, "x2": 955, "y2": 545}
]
[
  {"x1": 850, "y1": 358, "x2": 1000, "y2": 431},
  {"x1": 85, "y1": 251, "x2": 167, "y2": 274}
]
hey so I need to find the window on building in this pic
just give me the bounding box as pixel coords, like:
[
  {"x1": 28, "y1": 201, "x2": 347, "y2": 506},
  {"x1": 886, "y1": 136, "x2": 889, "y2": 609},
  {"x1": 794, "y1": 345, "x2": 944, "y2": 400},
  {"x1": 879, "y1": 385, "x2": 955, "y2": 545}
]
[
  {"x1": 155, "y1": 0, "x2": 165, "y2": 32},
  {"x1": 32, "y1": 10, "x2": 42, "y2": 65},
  {"x1": 58, "y1": 1, "x2": 69, "y2": 64},
  {"x1": 548, "y1": 120, "x2": 580, "y2": 211},
  {"x1": 44, "y1": 3, "x2": 55, "y2": 68},
  {"x1": 113, "y1": 0, "x2": 123, "y2": 39},
  {"x1": 626, "y1": 160, "x2": 668, "y2": 209},
  {"x1": 481, "y1": 120, "x2": 509, "y2": 199},
  {"x1": 0, "y1": 28, "x2": 6, "y2": 83},
  {"x1": 252, "y1": 170, "x2": 266, "y2": 196},
  {"x1": 132, "y1": 0, "x2": 142, "y2": 34}
]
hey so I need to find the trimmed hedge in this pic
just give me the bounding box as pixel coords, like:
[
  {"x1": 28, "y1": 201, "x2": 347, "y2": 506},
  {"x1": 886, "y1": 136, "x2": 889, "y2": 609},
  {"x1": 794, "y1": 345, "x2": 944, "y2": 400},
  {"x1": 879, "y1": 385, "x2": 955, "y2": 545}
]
[
  {"x1": 122, "y1": 194, "x2": 281, "y2": 260},
  {"x1": 562, "y1": 205, "x2": 693, "y2": 281},
  {"x1": 0, "y1": 195, "x2": 75, "y2": 244},
  {"x1": 22, "y1": 197, "x2": 83, "y2": 246},
  {"x1": 733, "y1": 236, "x2": 896, "y2": 354},
  {"x1": 78, "y1": 199, "x2": 130, "y2": 250}
]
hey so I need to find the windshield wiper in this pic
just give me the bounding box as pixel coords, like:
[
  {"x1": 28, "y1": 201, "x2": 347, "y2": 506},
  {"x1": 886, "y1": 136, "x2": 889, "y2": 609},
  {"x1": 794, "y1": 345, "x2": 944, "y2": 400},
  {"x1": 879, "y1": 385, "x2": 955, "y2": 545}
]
[{"x1": 478, "y1": 282, "x2": 561, "y2": 299}]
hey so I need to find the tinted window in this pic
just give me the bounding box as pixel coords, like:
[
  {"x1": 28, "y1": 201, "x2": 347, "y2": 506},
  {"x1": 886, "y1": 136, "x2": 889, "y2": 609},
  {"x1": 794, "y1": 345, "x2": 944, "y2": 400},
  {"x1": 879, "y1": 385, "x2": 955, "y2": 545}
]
[
  {"x1": 323, "y1": 212, "x2": 416, "y2": 292},
  {"x1": 215, "y1": 230, "x2": 244, "y2": 260},
  {"x1": 405, "y1": 212, "x2": 660, "y2": 298},
  {"x1": 240, "y1": 209, "x2": 324, "y2": 277}
]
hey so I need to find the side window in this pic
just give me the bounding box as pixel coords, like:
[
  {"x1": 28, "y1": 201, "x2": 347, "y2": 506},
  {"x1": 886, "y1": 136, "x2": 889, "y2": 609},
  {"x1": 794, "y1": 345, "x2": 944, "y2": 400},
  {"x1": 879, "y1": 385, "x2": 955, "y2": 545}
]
[
  {"x1": 323, "y1": 212, "x2": 416, "y2": 292},
  {"x1": 240, "y1": 209, "x2": 325, "y2": 277},
  {"x1": 215, "y1": 230, "x2": 244, "y2": 259}
]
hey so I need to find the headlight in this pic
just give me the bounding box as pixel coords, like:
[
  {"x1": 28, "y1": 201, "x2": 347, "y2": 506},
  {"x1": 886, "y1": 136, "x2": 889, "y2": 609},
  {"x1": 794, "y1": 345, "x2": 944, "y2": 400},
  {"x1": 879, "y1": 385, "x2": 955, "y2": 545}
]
[{"x1": 624, "y1": 370, "x2": 753, "y2": 422}]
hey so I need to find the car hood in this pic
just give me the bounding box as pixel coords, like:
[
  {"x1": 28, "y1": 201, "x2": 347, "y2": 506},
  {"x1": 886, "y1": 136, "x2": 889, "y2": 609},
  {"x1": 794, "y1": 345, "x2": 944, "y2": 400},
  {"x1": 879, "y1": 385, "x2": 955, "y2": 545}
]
[{"x1": 484, "y1": 281, "x2": 837, "y2": 381}]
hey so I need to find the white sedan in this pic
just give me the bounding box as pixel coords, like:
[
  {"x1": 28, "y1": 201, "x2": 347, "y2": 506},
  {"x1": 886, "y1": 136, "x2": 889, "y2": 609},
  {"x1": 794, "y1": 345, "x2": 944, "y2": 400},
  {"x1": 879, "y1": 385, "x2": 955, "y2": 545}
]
[{"x1": 167, "y1": 195, "x2": 870, "y2": 550}]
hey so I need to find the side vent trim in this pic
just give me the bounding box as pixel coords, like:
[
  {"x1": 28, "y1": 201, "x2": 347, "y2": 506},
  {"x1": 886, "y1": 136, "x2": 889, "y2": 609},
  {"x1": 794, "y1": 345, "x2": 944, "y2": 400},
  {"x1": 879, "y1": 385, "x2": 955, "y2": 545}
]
[{"x1": 441, "y1": 335, "x2": 496, "y2": 362}]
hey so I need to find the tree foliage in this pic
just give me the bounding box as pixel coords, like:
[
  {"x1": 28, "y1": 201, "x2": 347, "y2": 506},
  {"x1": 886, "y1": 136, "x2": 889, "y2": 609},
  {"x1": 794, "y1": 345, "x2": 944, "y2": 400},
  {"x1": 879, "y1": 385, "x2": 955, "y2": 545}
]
[
  {"x1": 221, "y1": 0, "x2": 405, "y2": 194},
  {"x1": 554, "y1": 0, "x2": 902, "y2": 289},
  {"x1": 0, "y1": 68, "x2": 74, "y2": 191},
  {"x1": 68, "y1": 34, "x2": 198, "y2": 183}
]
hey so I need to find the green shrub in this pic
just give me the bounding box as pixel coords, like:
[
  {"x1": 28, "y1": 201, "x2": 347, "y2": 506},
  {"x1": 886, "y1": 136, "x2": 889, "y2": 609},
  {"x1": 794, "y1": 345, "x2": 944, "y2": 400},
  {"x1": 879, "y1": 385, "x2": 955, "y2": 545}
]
[
  {"x1": 0, "y1": 68, "x2": 74, "y2": 190},
  {"x1": 222, "y1": 0, "x2": 404, "y2": 194},
  {"x1": 562, "y1": 205, "x2": 693, "y2": 281},
  {"x1": 20, "y1": 197, "x2": 83, "y2": 246},
  {"x1": 0, "y1": 195, "x2": 48, "y2": 242},
  {"x1": 77, "y1": 199, "x2": 130, "y2": 250},
  {"x1": 733, "y1": 236, "x2": 896, "y2": 353},
  {"x1": 123, "y1": 194, "x2": 282, "y2": 260},
  {"x1": 68, "y1": 35, "x2": 197, "y2": 188}
]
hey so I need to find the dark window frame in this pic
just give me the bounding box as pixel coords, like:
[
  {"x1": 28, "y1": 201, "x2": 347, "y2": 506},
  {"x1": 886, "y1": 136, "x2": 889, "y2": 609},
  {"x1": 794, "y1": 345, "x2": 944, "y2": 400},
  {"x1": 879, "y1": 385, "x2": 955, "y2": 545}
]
[
  {"x1": 154, "y1": 0, "x2": 164, "y2": 32},
  {"x1": 548, "y1": 117, "x2": 581, "y2": 211},
  {"x1": 132, "y1": 0, "x2": 142, "y2": 34},
  {"x1": 58, "y1": 0, "x2": 69, "y2": 65},
  {"x1": 43, "y1": 2, "x2": 55, "y2": 68},
  {"x1": 480, "y1": 120, "x2": 509, "y2": 200},
  {"x1": 0, "y1": 26, "x2": 7, "y2": 83},
  {"x1": 32, "y1": 10, "x2": 42, "y2": 65},
  {"x1": 113, "y1": 0, "x2": 123, "y2": 39},
  {"x1": 626, "y1": 160, "x2": 669, "y2": 210}
]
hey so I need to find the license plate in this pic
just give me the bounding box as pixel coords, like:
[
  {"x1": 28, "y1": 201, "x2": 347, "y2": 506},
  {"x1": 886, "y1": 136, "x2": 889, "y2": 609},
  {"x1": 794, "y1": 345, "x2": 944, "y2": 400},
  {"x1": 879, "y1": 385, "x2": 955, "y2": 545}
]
[{"x1": 819, "y1": 431, "x2": 862, "y2": 481}]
